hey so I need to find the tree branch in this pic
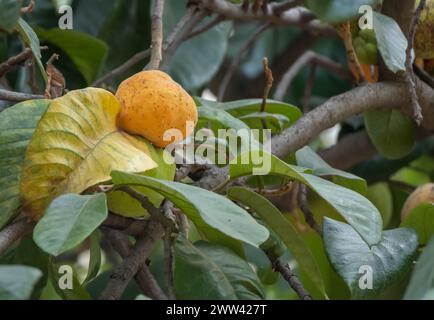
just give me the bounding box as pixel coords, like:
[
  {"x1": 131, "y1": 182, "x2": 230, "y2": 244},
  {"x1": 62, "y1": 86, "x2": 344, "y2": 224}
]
[
  {"x1": 196, "y1": 0, "x2": 334, "y2": 34},
  {"x1": 146, "y1": 0, "x2": 166, "y2": 70},
  {"x1": 404, "y1": 0, "x2": 426, "y2": 124},
  {"x1": 0, "y1": 219, "x2": 35, "y2": 256},
  {"x1": 274, "y1": 50, "x2": 351, "y2": 101},
  {"x1": 0, "y1": 89, "x2": 44, "y2": 102},
  {"x1": 99, "y1": 217, "x2": 165, "y2": 300},
  {"x1": 102, "y1": 227, "x2": 168, "y2": 300}
]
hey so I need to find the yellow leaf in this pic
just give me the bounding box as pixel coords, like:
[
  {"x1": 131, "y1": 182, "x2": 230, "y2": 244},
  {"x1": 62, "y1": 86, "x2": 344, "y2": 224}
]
[{"x1": 20, "y1": 88, "x2": 157, "y2": 219}]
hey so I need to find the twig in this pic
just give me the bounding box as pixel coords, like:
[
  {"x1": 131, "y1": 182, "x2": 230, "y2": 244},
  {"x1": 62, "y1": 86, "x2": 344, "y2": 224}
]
[
  {"x1": 0, "y1": 48, "x2": 33, "y2": 78},
  {"x1": 298, "y1": 184, "x2": 322, "y2": 236},
  {"x1": 261, "y1": 57, "x2": 274, "y2": 113},
  {"x1": 0, "y1": 219, "x2": 35, "y2": 255},
  {"x1": 146, "y1": 0, "x2": 165, "y2": 70},
  {"x1": 186, "y1": 15, "x2": 226, "y2": 40},
  {"x1": 102, "y1": 227, "x2": 168, "y2": 300},
  {"x1": 414, "y1": 64, "x2": 434, "y2": 89},
  {"x1": 92, "y1": 50, "x2": 150, "y2": 86},
  {"x1": 0, "y1": 89, "x2": 44, "y2": 102},
  {"x1": 160, "y1": 9, "x2": 207, "y2": 71},
  {"x1": 303, "y1": 63, "x2": 317, "y2": 113},
  {"x1": 163, "y1": 231, "x2": 176, "y2": 300},
  {"x1": 198, "y1": 0, "x2": 333, "y2": 34},
  {"x1": 274, "y1": 50, "x2": 351, "y2": 101},
  {"x1": 273, "y1": 0, "x2": 305, "y2": 16},
  {"x1": 404, "y1": 0, "x2": 426, "y2": 125},
  {"x1": 99, "y1": 217, "x2": 165, "y2": 300},
  {"x1": 21, "y1": 0, "x2": 35, "y2": 14},
  {"x1": 218, "y1": 23, "x2": 271, "y2": 101},
  {"x1": 267, "y1": 254, "x2": 312, "y2": 300}
]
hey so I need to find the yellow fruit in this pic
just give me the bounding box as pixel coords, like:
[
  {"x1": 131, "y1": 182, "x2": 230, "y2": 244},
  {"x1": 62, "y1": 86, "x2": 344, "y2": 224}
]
[
  {"x1": 116, "y1": 70, "x2": 198, "y2": 148},
  {"x1": 415, "y1": 0, "x2": 434, "y2": 59},
  {"x1": 401, "y1": 183, "x2": 434, "y2": 221}
]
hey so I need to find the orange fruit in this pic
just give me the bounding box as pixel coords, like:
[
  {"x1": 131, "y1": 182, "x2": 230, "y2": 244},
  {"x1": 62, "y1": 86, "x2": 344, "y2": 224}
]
[{"x1": 116, "y1": 70, "x2": 198, "y2": 148}]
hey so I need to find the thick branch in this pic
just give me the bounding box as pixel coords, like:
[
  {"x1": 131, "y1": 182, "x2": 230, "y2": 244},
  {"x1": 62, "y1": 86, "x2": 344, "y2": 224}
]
[
  {"x1": 99, "y1": 217, "x2": 165, "y2": 300},
  {"x1": 102, "y1": 228, "x2": 167, "y2": 300},
  {"x1": 0, "y1": 219, "x2": 35, "y2": 255}
]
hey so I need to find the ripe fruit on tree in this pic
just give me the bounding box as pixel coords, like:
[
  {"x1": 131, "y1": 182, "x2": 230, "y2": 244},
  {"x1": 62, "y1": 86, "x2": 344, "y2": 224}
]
[
  {"x1": 116, "y1": 70, "x2": 198, "y2": 148},
  {"x1": 401, "y1": 183, "x2": 434, "y2": 221},
  {"x1": 414, "y1": 0, "x2": 434, "y2": 59}
]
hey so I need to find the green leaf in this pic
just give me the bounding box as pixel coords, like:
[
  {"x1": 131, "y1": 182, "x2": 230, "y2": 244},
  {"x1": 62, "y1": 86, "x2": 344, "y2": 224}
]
[
  {"x1": 13, "y1": 236, "x2": 49, "y2": 299},
  {"x1": 220, "y1": 99, "x2": 301, "y2": 127},
  {"x1": 373, "y1": 12, "x2": 408, "y2": 73},
  {"x1": 229, "y1": 151, "x2": 382, "y2": 245},
  {"x1": 295, "y1": 146, "x2": 367, "y2": 194},
  {"x1": 17, "y1": 18, "x2": 48, "y2": 83},
  {"x1": 36, "y1": 28, "x2": 108, "y2": 84},
  {"x1": 364, "y1": 109, "x2": 415, "y2": 160},
  {"x1": 0, "y1": 0, "x2": 22, "y2": 32},
  {"x1": 164, "y1": 1, "x2": 231, "y2": 90},
  {"x1": 404, "y1": 236, "x2": 434, "y2": 300},
  {"x1": 174, "y1": 236, "x2": 264, "y2": 300},
  {"x1": 324, "y1": 218, "x2": 418, "y2": 299},
  {"x1": 306, "y1": 0, "x2": 378, "y2": 23},
  {"x1": 198, "y1": 104, "x2": 250, "y2": 132},
  {"x1": 83, "y1": 230, "x2": 102, "y2": 285},
  {"x1": 33, "y1": 193, "x2": 108, "y2": 256},
  {"x1": 366, "y1": 183, "x2": 393, "y2": 228},
  {"x1": 239, "y1": 112, "x2": 291, "y2": 134},
  {"x1": 0, "y1": 99, "x2": 50, "y2": 229},
  {"x1": 110, "y1": 171, "x2": 269, "y2": 249},
  {"x1": 401, "y1": 203, "x2": 434, "y2": 246},
  {"x1": 227, "y1": 187, "x2": 327, "y2": 298},
  {"x1": 0, "y1": 265, "x2": 42, "y2": 300}
]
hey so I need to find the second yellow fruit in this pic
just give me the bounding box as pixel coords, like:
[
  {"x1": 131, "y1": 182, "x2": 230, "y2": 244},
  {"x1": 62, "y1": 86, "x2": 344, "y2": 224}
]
[{"x1": 116, "y1": 70, "x2": 198, "y2": 148}]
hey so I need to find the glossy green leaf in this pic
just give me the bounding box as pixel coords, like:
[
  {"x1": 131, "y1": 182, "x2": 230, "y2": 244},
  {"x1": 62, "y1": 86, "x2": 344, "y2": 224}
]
[
  {"x1": 366, "y1": 183, "x2": 393, "y2": 228},
  {"x1": 365, "y1": 109, "x2": 415, "y2": 160},
  {"x1": 324, "y1": 218, "x2": 418, "y2": 299},
  {"x1": 0, "y1": 265, "x2": 42, "y2": 300},
  {"x1": 174, "y1": 236, "x2": 264, "y2": 300},
  {"x1": 111, "y1": 171, "x2": 269, "y2": 248},
  {"x1": 198, "y1": 104, "x2": 250, "y2": 131},
  {"x1": 0, "y1": 99, "x2": 50, "y2": 229},
  {"x1": 296, "y1": 146, "x2": 367, "y2": 194},
  {"x1": 230, "y1": 151, "x2": 382, "y2": 245},
  {"x1": 307, "y1": 0, "x2": 378, "y2": 23},
  {"x1": 33, "y1": 193, "x2": 108, "y2": 256},
  {"x1": 164, "y1": 1, "x2": 231, "y2": 90},
  {"x1": 373, "y1": 12, "x2": 408, "y2": 73},
  {"x1": 227, "y1": 187, "x2": 326, "y2": 298},
  {"x1": 0, "y1": 0, "x2": 22, "y2": 32},
  {"x1": 36, "y1": 28, "x2": 108, "y2": 84},
  {"x1": 404, "y1": 236, "x2": 434, "y2": 300},
  {"x1": 401, "y1": 203, "x2": 434, "y2": 246},
  {"x1": 17, "y1": 18, "x2": 47, "y2": 83},
  {"x1": 221, "y1": 99, "x2": 301, "y2": 126},
  {"x1": 83, "y1": 230, "x2": 102, "y2": 285}
]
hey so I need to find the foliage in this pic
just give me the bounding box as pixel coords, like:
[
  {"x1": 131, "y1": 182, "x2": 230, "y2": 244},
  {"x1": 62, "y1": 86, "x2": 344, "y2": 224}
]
[{"x1": 0, "y1": 0, "x2": 433, "y2": 302}]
